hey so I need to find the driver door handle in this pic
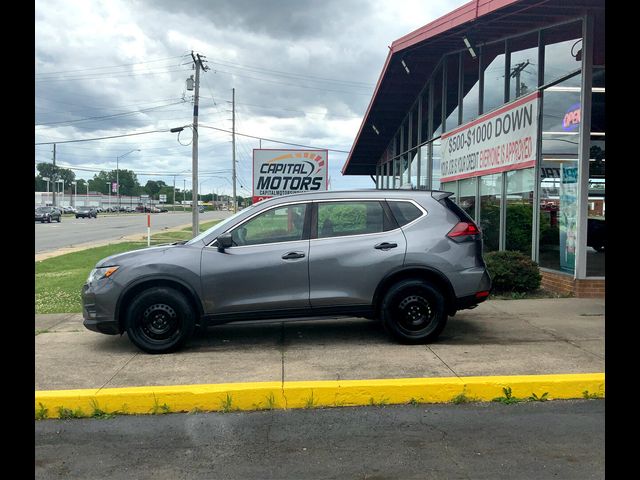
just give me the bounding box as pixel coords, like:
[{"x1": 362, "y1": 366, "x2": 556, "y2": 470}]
[
  {"x1": 374, "y1": 242, "x2": 398, "y2": 250},
  {"x1": 282, "y1": 251, "x2": 306, "y2": 260}
]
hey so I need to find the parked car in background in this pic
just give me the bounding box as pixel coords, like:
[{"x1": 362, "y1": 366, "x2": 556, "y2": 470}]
[
  {"x1": 76, "y1": 206, "x2": 98, "y2": 219},
  {"x1": 82, "y1": 190, "x2": 492, "y2": 354},
  {"x1": 35, "y1": 206, "x2": 62, "y2": 223},
  {"x1": 198, "y1": 206, "x2": 205, "y2": 213}
]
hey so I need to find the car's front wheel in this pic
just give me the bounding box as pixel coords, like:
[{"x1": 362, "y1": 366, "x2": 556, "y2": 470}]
[
  {"x1": 380, "y1": 279, "x2": 447, "y2": 344},
  {"x1": 125, "y1": 287, "x2": 196, "y2": 354}
]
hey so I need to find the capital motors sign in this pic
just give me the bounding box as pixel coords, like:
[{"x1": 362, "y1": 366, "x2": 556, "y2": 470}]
[{"x1": 253, "y1": 149, "x2": 328, "y2": 203}]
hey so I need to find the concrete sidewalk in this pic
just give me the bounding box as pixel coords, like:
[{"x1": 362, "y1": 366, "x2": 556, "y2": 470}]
[{"x1": 35, "y1": 298, "x2": 604, "y2": 391}]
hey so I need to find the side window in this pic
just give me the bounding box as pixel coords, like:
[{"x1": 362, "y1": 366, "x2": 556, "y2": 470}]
[
  {"x1": 231, "y1": 204, "x2": 306, "y2": 246},
  {"x1": 388, "y1": 201, "x2": 423, "y2": 226},
  {"x1": 317, "y1": 201, "x2": 385, "y2": 239}
]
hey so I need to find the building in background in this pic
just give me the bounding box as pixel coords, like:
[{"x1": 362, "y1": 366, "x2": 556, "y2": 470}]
[{"x1": 342, "y1": 0, "x2": 604, "y2": 297}]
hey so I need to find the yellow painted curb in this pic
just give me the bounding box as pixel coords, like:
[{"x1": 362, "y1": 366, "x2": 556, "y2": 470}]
[{"x1": 35, "y1": 373, "x2": 604, "y2": 419}]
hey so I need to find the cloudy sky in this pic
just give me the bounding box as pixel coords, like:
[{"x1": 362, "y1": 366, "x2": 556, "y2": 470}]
[{"x1": 35, "y1": 0, "x2": 467, "y2": 196}]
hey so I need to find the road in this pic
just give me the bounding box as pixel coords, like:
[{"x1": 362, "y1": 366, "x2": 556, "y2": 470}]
[
  {"x1": 35, "y1": 210, "x2": 232, "y2": 254},
  {"x1": 34, "y1": 400, "x2": 604, "y2": 479}
]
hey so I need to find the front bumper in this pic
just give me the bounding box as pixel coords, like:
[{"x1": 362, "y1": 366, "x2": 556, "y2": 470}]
[{"x1": 81, "y1": 280, "x2": 121, "y2": 335}]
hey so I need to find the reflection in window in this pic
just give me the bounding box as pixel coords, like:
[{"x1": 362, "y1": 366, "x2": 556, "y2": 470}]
[
  {"x1": 420, "y1": 86, "x2": 429, "y2": 143},
  {"x1": 318, "y1": 201, "x2": 384, "y2": 238},
  {"x1": 409, "y1": 149, "x2": 419, "y2": 188},
  {"x1": 543, "y1": 20, "x2": 582, "y2": 86},
  {"x1": 432, "y1": 65, "x2": 443, "y2": 138},
  {"x1": 461, "y1": 52, "x2": 480, "y2": 125},
  {"x1": 445, "y1": 54, "x2": 460, "y2": 130},
  {"x1": 441, "y1": 181, "x2": 458, "y2": 202},
  {"x1": 458, "y1": 177, "x2": 477, "y2": 220},
  {"x1": 232, "y1": 204, "x2": 306, "y2": 246},
  {"x1": 479, "y1": 174, "x2": 501, "y2": 252},
  {"x1": 431, "y1": 139, "x2": 442, "y2": 190},
  {"x1": 587, "y1": 67, "x2": 605, "y2": 277},
  {"x1": 508, "y1": 32, "x2": 538, "y2": 101},
  {"x1": 482, "y1": 41, "x2": 506, "y2": 113},
  {"x1": 505, "y1": 168, "x2": 534, "y2": 255},
  {"x1": 419, "y1": 144, "x2": 429, "y2": 188}
]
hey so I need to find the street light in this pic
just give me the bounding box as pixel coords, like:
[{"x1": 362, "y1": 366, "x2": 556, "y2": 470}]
[
  {"x1": 116, "y1": 149, "x2": 141, "y2": 213},
  {"x1": 57, "y1": 179, "x2": 65, "y2": 207},
  {"x1": 42, "y1": 177, "x2": 50, "y2": 205},
  {"x1": 72, "y1": 181, "x2": 77, "y2": 208}
]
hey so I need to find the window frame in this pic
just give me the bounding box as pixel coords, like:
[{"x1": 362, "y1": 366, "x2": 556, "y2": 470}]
[{"x1": 207, "y1": 201, "x2": 312, "y2": 249}]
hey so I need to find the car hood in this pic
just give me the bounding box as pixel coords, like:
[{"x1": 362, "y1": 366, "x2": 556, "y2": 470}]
[{"x1": 95, "y1": 244, "x2": 194, "y2": 268}]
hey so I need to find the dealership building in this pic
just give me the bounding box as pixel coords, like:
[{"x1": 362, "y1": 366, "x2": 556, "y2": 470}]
[{"x1": 342, "y1": 0, "x2": 604, "y2": 297}]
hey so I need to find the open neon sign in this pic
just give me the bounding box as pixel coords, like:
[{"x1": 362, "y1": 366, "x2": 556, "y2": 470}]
[{"x1": 562, "y1": 102, "x2": 581, "y2": 131}]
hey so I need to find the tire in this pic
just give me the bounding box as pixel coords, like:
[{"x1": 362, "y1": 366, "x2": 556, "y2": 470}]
[
  {"x1": 125, "y1": 287, "x2": 196, "y2": 354},
  {"x1": 379, "y1": 279, "x2": 447, "y2": 344},
  {"x1": 47, "y1": 216, "x2": 52, "y2": 223},
  {"x1": 57, "y1": 216, "x2": 61, "y2": 223}
]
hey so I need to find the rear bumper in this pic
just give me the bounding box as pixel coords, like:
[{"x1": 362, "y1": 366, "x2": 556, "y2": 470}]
[{"x1": 453, "y1": 269, "x2": 492, "y2": 312}]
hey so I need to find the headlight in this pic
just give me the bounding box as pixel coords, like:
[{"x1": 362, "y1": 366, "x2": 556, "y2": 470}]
[{"x1": 87, "y1": 266, "x2": 119, "y2": 284}]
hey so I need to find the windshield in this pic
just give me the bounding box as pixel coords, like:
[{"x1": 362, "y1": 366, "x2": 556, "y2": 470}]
[
  {"x1": 36, "y1": 207, "x2": 51, "y2": 212},
  {"x1": 79, "y1": 207, "x2": 91, "y2": 211},
  {"x1": 186, "y1": 205, "x2": 257, "y2": 245}
]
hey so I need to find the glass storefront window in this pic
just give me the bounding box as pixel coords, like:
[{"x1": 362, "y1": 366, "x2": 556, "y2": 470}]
[
  {"x1": 441, "y1": 181, "x2": 457, "y2": 201},
  {"x1": 419, "y1": 144, "x2": 429, "y2": 188},
  {"x1": 430, "y1": 139, "x2": 442, "y2": 190},
  {"x1": 420, "y1": 86, "x2": 429, "y2": 143},
  {"x1": 505, "y1": 168, "x2": 534, "y2": 255},
  {"x1": 587, "y1": 66, "x2": 605, "y2": 277},
  {"x1": 410, "y1": 107, "x2": 418, "y2": 150},
  {"x1": 482, "y1": 41, "x2": 506, "y2": 113},
  {"x1": 508, "y1": 32, "x2": 538, "y2": 101},
  {"x1": 445, "y1": 54, "x2": 460, "y2": 131},
  {"x1": 479, "y1": 174, "x2": 501, "y2": 252},
  {"x1": 432, "y1": 65, "x2": 443, "y2": 138},
  {"x1": 458, "y1": 177, "x2": 477, "y2": 220},
  {"x1": 400, "y1": 153, "x2": 410, "y2": 186},
  {"x1": 393, "y1": 158, "x2": 401, "y2": 188},
  {"x1": 543, "y1": 20, "x2": 582, "y2": 86},
  {"x1": 461, "y1": 51, "x2": 480, "y2": 125},
  {"x1": 409, "y1": 149, "x2": 419, "y2": 188},
  {"x1": 539, "y1": 74, "x2": 581, "y2": 273}
]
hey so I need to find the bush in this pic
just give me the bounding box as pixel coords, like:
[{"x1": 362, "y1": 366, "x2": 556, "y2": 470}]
[{"x1": 485, "y1": 250, "x2": 541, "y2": 293}]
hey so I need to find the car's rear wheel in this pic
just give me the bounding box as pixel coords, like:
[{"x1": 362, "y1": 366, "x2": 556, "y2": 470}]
[
  {"x1": 380, "y1": 279, "x2": 447, "y2": 344},
  {"x1": 125, "y1": 287, "x2": 196, "y2": 354},
  {"x1": 47, "y1": 216, "x2": 52, "y2": 223}
]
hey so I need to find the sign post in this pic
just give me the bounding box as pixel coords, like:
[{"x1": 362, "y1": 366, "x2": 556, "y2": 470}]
[{"x1": 147, "y1": 214, "x2": 151, "y2": 247}]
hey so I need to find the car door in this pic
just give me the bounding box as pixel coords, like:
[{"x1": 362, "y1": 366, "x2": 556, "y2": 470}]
[
  {"x1": 200, "y1": 202, "x2": 311, "y2": 315},
  {"x1": 308, "y1": 199, "x2": 407, "y2": 307}
]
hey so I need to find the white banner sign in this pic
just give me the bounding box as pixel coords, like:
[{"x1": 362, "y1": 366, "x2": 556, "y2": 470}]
[
  {"x1": 253, "y1": 149, "x2": 328, "y2": 202},
  {"x1": 440, "y1": 92, "x2": 539, "y2": 182}
]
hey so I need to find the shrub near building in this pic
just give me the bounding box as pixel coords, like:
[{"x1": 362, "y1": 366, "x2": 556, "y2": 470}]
[{"x1": 485, "y1": 250, "x2": 542, "y2": 294}]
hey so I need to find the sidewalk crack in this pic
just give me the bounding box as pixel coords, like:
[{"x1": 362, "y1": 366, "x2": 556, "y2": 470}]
[
  {"x1": 95, "y1": 352, "x2": 139, "y2": 393},
  {"x1": 427, "y1": 346, "x2": 460, "y2": 379}
]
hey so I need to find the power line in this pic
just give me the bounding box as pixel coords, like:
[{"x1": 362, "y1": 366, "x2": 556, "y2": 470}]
[
  {"x1": 199, "y1": 123, "x2": 350, "y2": 153},
  {"x1": 34, "y1": 129, "x2": 172, "y2": 145},
  {"x1": 35, "y1": 54, "x2": 189, "y2": 77}
]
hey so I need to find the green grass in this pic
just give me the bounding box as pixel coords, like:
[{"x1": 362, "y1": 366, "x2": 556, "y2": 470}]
[{"x1": 35, "y1": 220, "x2": 221, "y2": 314}]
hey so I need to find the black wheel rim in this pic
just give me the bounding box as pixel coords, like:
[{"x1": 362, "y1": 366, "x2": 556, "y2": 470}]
[
  {"x1": 137, "y1": 303, "x2": 181, "y2": 344},
  {"x1": 394, "y1": 293, "x2": 434, "y2": 335}
]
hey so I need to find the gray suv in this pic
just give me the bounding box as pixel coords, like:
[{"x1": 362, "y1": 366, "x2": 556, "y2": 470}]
[{"x1": 82, "y1": 190, "x2": 491, "y2": 353}]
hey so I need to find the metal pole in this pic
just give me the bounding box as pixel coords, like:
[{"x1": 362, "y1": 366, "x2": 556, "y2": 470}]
[
  {"x1": 232, "y1": 88, "x2": 237, "y2": 213},
  {"x1": 116, "y1": 156, "x2": 119, "y2": 213},
  {"x1": 183, "y1": 179, "x2": 186, "y2": 211},
  {"x1": 191, "y1": 52, "x2": 200, "y2": 236},
  {"x1": 173, "y1": 175, "x2": 176, "y2": 213},
  {"x1": 52, "y1": 144, "x2": 57, "y2": 207}
]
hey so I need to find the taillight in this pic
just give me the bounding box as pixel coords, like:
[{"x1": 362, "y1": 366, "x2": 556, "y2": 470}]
[{"x1": 447, "y1": 221, "x2": 480, "y2": 240}]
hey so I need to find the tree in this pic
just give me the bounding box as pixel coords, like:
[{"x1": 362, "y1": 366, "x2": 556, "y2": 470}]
[{"x1": 35, "y1": 162, "x2": 75, "y2": 191}]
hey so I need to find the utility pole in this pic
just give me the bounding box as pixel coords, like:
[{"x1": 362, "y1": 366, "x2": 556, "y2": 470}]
[
  {"x1": 232, "y1": 88, "x2": 237, "y2": 213},
  {"x1": 173, "y1": 175, "x2": 176, "y2": 212},
  {"x1": 190, "y1": 51, "x2": 209, "y2": 236},
  {"x1": 52, "y1": 144, "x2": 57, "y2": 207},
  {"x1": 183, "y1": 179, "x2": 186, "y2": 212}
]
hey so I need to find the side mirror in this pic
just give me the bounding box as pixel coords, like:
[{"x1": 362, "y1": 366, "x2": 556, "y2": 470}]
[{"x1": 217, "y1": 232, "x2": 234, "y2": 252}]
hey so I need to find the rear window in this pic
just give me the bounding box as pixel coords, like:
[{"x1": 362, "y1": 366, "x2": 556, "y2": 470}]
[{"x1": 388, "y1": 201, "x2": 423, "y2": 226}]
